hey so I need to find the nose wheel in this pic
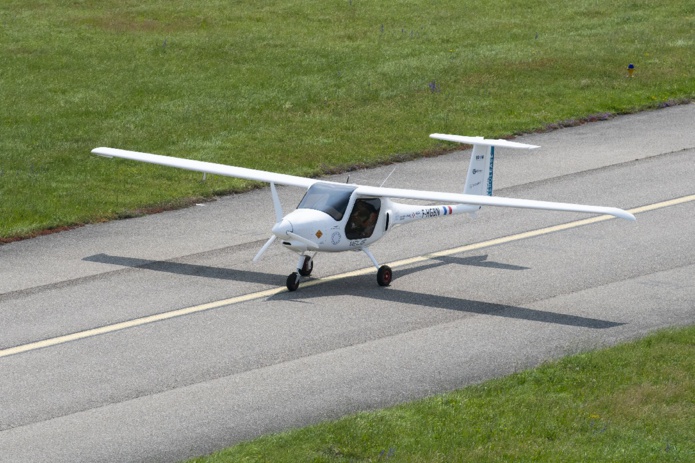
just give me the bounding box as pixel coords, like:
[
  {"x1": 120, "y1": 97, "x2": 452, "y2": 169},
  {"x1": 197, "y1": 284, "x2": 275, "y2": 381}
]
[
  {"x1": 287, "y1": 255, "x2": 314, "y2": 291},
  {"x1": 286, "y1": 272, "x2": 300, "y2": 291},
  {"x1": 299, "y1": 255, "x2": 313, "y2": 276}
]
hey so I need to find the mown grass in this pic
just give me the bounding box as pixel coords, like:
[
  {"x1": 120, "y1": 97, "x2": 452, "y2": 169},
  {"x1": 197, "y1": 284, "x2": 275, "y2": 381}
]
[
  {"x1": 187, "y1": 325, "x2": 695, "y2": 462},
  {"x1": 1, "y1": 0, "x2": 694, "y2": 239}
]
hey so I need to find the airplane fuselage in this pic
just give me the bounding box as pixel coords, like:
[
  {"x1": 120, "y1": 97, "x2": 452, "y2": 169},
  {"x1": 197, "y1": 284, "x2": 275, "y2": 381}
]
[{"x1": 274, "y1": 183, "x2": 477, "y2": 254}]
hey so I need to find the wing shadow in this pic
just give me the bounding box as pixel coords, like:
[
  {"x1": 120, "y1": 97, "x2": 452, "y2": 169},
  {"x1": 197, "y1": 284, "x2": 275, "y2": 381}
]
[
  {"x1": 83, "y1": 253, "x2": 280, "y2": 285},
  {"x1": 364, "y1": 288, "x2": 623, "y2": 329},
  {"x1": 377, "y1": 254, "x2": 527, "y2": 282},
  {"x1": 429, "y1": 254, "x2": 530, "y2": 271},
  {"x1": 274, "y1": 264, "x2": 622, "y2": 330}
]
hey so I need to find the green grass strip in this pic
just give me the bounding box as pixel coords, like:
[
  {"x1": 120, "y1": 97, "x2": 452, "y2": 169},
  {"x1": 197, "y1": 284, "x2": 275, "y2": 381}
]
[
  {"x1": 188, "y1": 325, "x2": 695, "y2": 462},
  {"x1": 2, "y1": 0, "x2": 694, "y2": 239}
]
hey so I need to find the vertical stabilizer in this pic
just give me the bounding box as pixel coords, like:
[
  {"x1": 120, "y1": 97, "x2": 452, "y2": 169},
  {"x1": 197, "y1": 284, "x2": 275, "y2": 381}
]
[
  {"x1": 464, "y1": 144, "x2": 495, "y2": 196},
  {"x1": 429, "y1": 134, "x2": 540, "y2": 197}
]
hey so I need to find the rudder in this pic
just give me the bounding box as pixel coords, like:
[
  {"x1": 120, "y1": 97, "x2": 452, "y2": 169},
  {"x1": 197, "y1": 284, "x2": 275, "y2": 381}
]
[{"x1": 464, "y1": 144, "x2": 495, "y2": 196}]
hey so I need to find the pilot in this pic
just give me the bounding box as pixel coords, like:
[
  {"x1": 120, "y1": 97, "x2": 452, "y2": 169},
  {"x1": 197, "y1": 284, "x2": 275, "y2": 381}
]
[{"x1": 348, "y1": 201, "x2": 378, "y2": 238}]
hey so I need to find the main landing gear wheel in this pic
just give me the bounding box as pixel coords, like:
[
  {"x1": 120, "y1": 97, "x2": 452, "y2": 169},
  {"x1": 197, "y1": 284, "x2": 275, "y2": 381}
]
[
  {"x1": 299, "y1": 256, "x2": 313, "y2": 277},
  {"x1": 377, "y1": 265, "x2": 392, "y2": 287},
  {"x1": 286, "y1": 272, "x2": 300, "y2": 291}
]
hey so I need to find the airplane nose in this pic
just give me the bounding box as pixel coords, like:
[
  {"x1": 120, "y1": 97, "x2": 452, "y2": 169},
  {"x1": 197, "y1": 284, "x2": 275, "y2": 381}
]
[{"x1": 272, "y1": 218, "x2": 292, "y2": 238}]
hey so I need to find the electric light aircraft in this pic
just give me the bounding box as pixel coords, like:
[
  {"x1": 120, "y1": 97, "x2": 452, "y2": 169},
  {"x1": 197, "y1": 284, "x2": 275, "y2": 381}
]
[{"x1": 92, "y1": 135, "x2": 635, "y2": 291}]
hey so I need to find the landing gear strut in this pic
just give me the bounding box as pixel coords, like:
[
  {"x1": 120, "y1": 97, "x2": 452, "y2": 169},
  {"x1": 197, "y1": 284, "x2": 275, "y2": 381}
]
[{"x1": 363, "y1": 247, "x2": 393, "y2": 287}]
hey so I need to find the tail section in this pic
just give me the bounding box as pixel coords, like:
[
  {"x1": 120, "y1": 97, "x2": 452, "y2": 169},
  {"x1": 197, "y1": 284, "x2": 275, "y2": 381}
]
[{"x1": 430, "y1": 134, "x2": 539, "y2": 197}]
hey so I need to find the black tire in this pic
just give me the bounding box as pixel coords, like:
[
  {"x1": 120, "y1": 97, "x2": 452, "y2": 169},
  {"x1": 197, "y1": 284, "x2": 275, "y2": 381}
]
[
  {"x1": 286, "y1": 272, "x2": 300, "y2": 291},
  {"x1": 377, "y1": 265, "x2": 392, "y2": 287},
  {"x1": 299, "y1": 256, "x2": 313, "y2": 277}
]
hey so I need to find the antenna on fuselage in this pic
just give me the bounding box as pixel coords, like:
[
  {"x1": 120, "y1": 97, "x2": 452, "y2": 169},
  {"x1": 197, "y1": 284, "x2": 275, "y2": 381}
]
[{"x1": 379, "y1": 166, "x2": 397, "y2": 187}]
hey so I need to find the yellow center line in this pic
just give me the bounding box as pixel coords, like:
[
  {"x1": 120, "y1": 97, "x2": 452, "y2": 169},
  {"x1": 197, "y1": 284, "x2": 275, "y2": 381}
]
[{"x1": 1, "y1": 194, "x2": 693, "y2": 359}]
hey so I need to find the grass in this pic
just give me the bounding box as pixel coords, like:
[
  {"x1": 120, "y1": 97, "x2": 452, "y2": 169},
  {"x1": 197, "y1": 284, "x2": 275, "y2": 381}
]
[
  {"x1": 1, "y1": 0, "x2": 694, "y2": 240},
  {"x1": 187, "y1": 325, "x2": 695, "y2": 462}
]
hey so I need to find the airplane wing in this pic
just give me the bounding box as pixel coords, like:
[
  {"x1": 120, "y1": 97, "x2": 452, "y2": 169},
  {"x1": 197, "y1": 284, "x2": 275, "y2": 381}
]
[
  {"x1": 355, "y1": 185, "x2": 636, "y2": 221},
  {"x1": 91, "y1": 147, "x2": 318, "y2": 189},
  {"x1": 92, "y1": 147, "x2": 635, "y2": 221}
]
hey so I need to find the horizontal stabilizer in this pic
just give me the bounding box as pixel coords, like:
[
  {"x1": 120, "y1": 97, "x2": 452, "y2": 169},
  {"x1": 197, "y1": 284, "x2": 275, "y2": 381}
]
[{"x1": 430, "y1": 134, "x2": 539, "y2": 150}]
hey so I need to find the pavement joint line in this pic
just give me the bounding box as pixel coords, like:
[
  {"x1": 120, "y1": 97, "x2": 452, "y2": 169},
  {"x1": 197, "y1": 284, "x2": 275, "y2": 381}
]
[{"x1": 1, "y1": 194, "x2": 693, "y2": 359}]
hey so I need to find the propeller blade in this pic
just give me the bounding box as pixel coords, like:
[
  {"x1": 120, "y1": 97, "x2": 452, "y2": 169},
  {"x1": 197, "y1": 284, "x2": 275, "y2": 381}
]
[
  {"x1": 253, "y1": 235, "x2": 276, "y2": 262},
  {"x1": 270, "y1": 182, "x2": 283, "y2": 223},
  {"x1": 254, "y1": 184, "x2": 284, "y2": 262}
]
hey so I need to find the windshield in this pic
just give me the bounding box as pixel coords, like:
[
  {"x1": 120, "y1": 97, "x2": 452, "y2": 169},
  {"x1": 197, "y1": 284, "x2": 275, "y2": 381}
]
[{"x1": 297, "y1": 183, "x2": 356, "y2": 221}]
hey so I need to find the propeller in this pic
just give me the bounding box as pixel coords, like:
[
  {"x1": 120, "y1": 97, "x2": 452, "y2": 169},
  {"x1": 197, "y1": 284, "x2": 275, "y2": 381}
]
[{"x1": 253, "y1": 183, "x2": 284, "y2": 262}]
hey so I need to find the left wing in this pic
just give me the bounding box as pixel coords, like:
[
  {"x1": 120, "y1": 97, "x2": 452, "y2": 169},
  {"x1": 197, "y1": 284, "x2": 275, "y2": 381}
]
[
  {"x1": 92, "y1": 147, "x2": 318, "y2": 189},
  {"x1": 355, "y1": 185, "x2": 636, "y2": 221}
]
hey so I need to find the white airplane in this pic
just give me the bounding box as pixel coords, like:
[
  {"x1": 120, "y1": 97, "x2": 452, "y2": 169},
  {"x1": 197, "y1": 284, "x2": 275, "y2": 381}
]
[{"x1": 92, "y1": 135, "x2": 635, "y2": 291}]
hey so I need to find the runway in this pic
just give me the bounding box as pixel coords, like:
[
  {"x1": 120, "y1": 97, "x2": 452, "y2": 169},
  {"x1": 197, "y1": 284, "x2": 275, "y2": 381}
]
[{"x1": 1, "y1": 104, "x2": 694, "y2": 462}]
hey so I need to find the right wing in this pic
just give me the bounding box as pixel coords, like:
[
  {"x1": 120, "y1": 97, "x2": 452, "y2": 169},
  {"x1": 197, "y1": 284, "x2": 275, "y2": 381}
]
[{"x1": 355, "y1": 185, "x2": 636, "y2": 221}]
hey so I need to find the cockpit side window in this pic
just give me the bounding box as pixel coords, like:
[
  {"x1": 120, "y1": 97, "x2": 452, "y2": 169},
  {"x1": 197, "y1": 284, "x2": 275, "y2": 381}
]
[
  {"x1": 345, "y1": 198, "x2": 381, "y2": 239},
  {"x1": 297, "y1": 183, "x2": 356, "y2": 221}
]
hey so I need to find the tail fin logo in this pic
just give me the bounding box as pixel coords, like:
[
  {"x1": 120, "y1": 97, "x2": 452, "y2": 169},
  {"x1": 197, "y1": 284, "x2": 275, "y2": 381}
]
[{"x1": 486, "y1": 147, "x2": 495, "y2": 196}]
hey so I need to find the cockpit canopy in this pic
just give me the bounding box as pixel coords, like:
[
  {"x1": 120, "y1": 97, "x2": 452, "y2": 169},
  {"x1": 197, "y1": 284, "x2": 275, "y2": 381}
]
[{"x1": 297, "y1": 183, "x2": 357, "y2": 221}]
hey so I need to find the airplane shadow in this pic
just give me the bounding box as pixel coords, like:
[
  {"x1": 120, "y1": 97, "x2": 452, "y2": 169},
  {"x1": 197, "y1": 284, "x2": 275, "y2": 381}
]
[
  {"x1": 85, "y1": 253, "x2": 621, "y2": 330},
  {"x1": 82, "y1": 253, "x2": 522, "y2": 287},
  {"x1": 83, "y1": 253, "x2": 280, "y2": 286},
  {"x1": 272, "y1": 257, "x2": 622, "y2": 330}
]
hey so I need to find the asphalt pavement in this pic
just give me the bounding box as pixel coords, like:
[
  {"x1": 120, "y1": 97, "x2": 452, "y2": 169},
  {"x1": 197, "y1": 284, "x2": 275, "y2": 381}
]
[{"x1": 0, "y1": 103, "x2": 693, "y2": 462}]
